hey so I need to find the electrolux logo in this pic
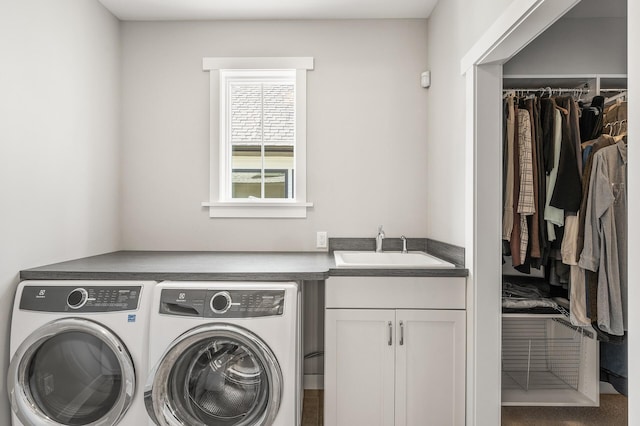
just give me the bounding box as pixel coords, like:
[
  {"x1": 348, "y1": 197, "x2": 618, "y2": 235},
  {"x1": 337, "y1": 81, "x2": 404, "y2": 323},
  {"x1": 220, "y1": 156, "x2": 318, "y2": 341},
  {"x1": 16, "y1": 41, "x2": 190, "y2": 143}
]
[{"x1": 36, "y1": 289, "x2": 46, "y2": 299}]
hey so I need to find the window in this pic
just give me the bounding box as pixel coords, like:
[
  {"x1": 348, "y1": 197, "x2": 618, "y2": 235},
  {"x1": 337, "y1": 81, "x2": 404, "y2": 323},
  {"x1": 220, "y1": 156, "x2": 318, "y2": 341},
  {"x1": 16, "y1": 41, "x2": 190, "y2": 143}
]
[
  {"x1": 225, "y1": 70, "x2": 294, "y2": 200},
  {"x1": 202, "y1": 57, "x2": 314, "y2": 218}
]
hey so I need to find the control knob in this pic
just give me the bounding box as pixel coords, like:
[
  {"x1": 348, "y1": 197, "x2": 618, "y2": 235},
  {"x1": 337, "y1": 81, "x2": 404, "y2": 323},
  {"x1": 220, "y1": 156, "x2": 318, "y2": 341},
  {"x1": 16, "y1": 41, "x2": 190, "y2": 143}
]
[
  {"x1": 210, "y1": 291, "x2": 232, "y2": 314},
  {"x1": 67, "y1": 288, "x2": 89, "y2": 309}
]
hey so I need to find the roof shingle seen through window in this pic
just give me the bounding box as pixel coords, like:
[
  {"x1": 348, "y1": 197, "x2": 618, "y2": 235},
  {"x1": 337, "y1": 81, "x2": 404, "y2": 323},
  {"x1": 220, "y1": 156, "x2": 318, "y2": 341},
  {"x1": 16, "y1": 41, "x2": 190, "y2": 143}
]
[{"x1": 230, "y1": 83, "x2": 294, "y2": 143}]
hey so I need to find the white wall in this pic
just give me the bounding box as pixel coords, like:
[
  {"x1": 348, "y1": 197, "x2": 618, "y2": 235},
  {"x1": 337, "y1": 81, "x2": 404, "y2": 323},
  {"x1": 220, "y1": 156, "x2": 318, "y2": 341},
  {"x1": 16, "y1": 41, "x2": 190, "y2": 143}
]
[
  {"x1": 425, "y1": 0, "x2": 514, "y2": 247},
  {"x1": 0, "y1": 1, "x2": 121, "y2": 422},
  {"x1": 504, "y1": 17, "x2": 627, "y2": 75},
  {"x1": 119, "y1": 19, "x2": 429, "y2": 251},
  {"x1": 627, "y1": 1, "x2": 638, "y2": 423}
]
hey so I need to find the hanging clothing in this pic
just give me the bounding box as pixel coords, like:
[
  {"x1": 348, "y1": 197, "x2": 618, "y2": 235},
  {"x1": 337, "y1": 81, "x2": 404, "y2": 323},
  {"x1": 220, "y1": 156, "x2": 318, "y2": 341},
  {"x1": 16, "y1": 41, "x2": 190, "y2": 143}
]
[
  {"x1": 502, "y1": 96, "x2": 516, "y2": 241},
  {"x1": 576, "y1": 134, "x2": 616, "y2": 329},
  {"x1": 540, "y1": 98, "x2": 556, "y2": 174},
  {"x1": 525, "y1": 99, "x2": 542, "y2": 260},
  {"x1": 533, "y1": 97, "x2": 549, "y2": 266},
  {"x1": 545, "y1": 108, "x2": 564, "y2": 241},
  {"x1": 601, "y1": 338, "x2": 628, "y2": 396},
  {"x1": 561, "y1": 215, "x2": 579, "y2": 265},
  {"x1": 571, "y1": 100, "x2": 583, "y2": 177},
  {"x1": 579, "y1": 141, "x2": 628, "y2": 336},
  {"x1": 550, "y1": 97, "x2": 582, "y2": 212},
  {"x1": 576, "y1": 134, "x2": 616, "y2": 260},
  {"x1": 562, "y1": 215, "x2": 590, "y2": 326},
  {"x1": 516, "y1": 109, "x2": 535, "y2": 262},
  {"x1": 570, "y1": 264, "x2": 590, "y2": 326},
  {"x1": 580, "y1": 95, "x2": 604, "y2": 142},
  {"x1": 510, "y1": 105, "x2": 523, "y2": 267},
  {"x1": 604, "y1": 101, "x2": 627, "y2": 124}
]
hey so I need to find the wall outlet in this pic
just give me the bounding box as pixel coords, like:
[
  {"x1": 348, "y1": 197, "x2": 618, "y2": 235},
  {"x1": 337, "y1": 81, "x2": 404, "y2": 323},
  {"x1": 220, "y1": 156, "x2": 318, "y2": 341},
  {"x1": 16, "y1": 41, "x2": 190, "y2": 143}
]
[{"x1": 316, "y1": 231, "x2": 328, "y2": 249}]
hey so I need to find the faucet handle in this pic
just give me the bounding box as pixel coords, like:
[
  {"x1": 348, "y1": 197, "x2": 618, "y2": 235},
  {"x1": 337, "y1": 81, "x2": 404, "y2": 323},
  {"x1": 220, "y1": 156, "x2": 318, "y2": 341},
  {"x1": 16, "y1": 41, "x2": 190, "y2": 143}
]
[
  {"x1": 400, "y1": 235, "x2": 408, "y2": 253},
  {"x1": 375, "y1": 226, "x2": 385, "y2": 253}
]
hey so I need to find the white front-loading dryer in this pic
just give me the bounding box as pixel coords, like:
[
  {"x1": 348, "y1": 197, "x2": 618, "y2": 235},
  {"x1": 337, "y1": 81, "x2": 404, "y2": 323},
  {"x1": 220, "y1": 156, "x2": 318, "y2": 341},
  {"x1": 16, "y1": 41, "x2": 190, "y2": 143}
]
[
  {"x1": 8, "y1": 280, "x2": 155, "y2": 426},
  {"x1": 145, "y1": 281, "x2": 302, "y2": 426}
]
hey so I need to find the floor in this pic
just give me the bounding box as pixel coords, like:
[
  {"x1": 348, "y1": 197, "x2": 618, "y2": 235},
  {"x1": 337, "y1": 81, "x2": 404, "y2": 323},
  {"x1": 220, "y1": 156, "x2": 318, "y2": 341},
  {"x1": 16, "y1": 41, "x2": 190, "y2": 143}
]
[
  {"x1": 302, "y1": 390, "x2": 323, "y2": 426},
  {"x1": 302, "y1": 391, "x2": 627, "y2": 426},
  {"x1": 502, "y1": 394, "x2": 628, "y2": 425}
]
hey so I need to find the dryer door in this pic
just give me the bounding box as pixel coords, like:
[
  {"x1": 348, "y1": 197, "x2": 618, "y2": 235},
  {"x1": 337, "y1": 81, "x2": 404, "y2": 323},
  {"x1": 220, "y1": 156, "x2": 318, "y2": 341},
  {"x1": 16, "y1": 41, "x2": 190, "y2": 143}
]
[
  {"x1": 146, "y1": 323, "x2": 283, "y2": 426},
  {"x1": 7, "y1": 318, "x2": 135, "y2": 426}
]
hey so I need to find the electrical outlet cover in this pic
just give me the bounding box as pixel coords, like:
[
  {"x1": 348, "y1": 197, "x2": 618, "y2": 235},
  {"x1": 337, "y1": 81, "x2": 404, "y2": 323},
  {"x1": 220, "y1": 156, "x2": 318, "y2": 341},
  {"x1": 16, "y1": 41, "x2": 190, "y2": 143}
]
[{"x1": 316, "y1": 231, "x2": 328, "y2": 249}]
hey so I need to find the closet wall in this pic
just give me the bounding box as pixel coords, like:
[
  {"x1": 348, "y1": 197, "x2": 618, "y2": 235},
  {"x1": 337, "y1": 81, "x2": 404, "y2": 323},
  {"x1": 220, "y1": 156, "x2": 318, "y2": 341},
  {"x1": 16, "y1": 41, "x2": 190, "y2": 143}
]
[{"x1": 504, "y1": 13, "x2": 627, "y2": 75}]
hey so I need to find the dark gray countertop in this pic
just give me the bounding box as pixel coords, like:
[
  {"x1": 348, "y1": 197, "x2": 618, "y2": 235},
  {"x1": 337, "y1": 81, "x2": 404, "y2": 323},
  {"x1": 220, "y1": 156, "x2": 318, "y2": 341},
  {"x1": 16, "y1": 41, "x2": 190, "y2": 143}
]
[{"x1": 20, "y1": 250, "x2": 469, "y2": 281}]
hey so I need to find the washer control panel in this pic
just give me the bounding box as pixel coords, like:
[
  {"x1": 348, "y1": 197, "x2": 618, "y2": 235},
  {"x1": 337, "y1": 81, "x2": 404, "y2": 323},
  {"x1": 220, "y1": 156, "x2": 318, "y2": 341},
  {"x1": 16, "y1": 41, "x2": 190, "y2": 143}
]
[
  {"x1": 20, "y1": 285, "x2": 142, "y2": 312},
  {"x1": 160, "y1": 289, "x2": 285, "y2": 318}
]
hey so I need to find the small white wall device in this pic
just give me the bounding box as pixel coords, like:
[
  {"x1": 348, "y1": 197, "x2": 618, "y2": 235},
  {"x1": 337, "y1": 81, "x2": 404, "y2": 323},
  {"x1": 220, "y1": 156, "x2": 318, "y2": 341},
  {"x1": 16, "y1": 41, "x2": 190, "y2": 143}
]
[{"x1": 421, "y1": 71, "x2": 431, "y2": 88}]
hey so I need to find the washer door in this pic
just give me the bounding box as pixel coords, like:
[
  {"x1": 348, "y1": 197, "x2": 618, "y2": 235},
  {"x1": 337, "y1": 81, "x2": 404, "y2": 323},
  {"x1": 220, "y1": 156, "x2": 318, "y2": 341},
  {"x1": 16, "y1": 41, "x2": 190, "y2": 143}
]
[
  {"x1": 146, "y1": 323, "x2": 283, "y2": 426},
  {"x1": 7, "y1": 318, "x2": 135, "y2": 426}
]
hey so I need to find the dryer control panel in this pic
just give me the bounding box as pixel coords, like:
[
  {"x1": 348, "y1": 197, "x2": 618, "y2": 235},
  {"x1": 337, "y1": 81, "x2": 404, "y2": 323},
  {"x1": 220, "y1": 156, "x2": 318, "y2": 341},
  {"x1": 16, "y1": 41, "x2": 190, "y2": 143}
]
[
  {"x1": 20, "y1": 285, "x2": 142, "y2": 312},
  {"x1": 160, "y1": 289, "x2": 285, "y2": 318}
]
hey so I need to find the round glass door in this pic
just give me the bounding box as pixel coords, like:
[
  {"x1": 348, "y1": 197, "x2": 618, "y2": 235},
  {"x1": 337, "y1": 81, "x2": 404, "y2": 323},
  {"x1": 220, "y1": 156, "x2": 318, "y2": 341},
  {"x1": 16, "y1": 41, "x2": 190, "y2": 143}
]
[
  {"x1": 146, "y1": 324, "x2": 282, "y2": 426},
  {"x1": 8, "y1": 318, "x2": 135, "y2": 426}
]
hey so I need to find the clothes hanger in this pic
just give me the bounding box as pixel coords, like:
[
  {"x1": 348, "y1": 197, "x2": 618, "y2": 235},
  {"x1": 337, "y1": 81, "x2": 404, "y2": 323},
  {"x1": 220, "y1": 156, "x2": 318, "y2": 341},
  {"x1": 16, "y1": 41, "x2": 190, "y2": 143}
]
[
  {"x1": 603, "y1": 122, "x2": 613, "y2": 136},
  {"x1": 615, "y1": 119, "x2": 627, "y2": 141}
]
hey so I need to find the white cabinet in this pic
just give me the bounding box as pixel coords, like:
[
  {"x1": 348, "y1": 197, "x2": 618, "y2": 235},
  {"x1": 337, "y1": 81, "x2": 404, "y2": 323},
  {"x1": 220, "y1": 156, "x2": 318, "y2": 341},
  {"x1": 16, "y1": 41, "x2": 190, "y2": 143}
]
[
  {"x1": 395, "y1": 309, "x2": 465, "y2": 425},
  {"x1": 325, "y1": 309, "x2": 396, "y2": 426},
  {"x1": 325, "y1": 277, "x2": 466, "y2": 426}
]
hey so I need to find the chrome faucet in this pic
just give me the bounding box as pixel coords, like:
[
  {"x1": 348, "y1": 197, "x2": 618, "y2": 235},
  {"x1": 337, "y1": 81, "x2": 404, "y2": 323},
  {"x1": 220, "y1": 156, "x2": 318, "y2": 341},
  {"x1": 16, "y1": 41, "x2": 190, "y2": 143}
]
[
  {"x1": 400, "y1": 235, "x2": 408, "y2": 253},
  {"x1": 375, "y1": 225, "x2": 385, "y2": 253}
]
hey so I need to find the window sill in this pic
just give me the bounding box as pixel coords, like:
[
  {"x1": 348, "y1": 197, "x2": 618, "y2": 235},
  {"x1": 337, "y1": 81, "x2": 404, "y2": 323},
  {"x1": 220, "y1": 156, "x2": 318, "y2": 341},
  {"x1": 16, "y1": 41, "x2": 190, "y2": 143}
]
[{"x1": 201, "y1": 200, "x2": 313, "y2": 218}]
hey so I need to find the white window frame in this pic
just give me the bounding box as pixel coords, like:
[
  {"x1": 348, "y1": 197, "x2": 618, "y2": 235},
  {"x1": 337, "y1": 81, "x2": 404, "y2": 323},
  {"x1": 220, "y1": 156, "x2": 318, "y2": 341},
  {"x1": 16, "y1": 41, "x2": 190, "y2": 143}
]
[{"x1": 202, "y1": 57, "x2": 314, "y2": 218}]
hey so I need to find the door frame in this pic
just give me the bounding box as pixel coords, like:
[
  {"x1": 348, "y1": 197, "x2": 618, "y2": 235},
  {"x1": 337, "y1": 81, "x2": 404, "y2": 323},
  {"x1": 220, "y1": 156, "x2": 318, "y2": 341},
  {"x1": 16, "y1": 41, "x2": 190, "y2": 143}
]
[{"x1": 458, "y1": 0, "x2": 636, "y2": 424}]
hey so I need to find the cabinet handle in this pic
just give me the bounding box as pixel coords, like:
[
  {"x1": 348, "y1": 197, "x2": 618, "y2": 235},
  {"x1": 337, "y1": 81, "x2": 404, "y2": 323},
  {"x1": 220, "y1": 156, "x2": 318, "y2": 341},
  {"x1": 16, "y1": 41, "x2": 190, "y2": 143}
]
[
  {"x1": 388, "y1": 321, "x2": 393, "y2": 346},
  {"x1": 399, "y1": 321, "x2": 404, "y2": 346}
]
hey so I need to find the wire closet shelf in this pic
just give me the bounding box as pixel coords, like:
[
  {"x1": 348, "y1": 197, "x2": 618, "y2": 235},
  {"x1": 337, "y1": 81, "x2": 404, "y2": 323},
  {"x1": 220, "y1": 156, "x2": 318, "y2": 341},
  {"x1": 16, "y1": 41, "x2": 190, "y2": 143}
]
[{"x1": 501, "y1": 317, "x2": 590, "y2": 392}]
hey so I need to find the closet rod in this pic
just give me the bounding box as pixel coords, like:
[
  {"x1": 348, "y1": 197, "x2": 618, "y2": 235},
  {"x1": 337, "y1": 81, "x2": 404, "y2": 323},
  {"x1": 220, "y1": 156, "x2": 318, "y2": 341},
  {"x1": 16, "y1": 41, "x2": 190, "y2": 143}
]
[
  {"x1": 503, "y1": 87, "x2": 590, "y2": 94},
  {"x1": 604, "y1": 91, "x2": 628, "y2": 105}
]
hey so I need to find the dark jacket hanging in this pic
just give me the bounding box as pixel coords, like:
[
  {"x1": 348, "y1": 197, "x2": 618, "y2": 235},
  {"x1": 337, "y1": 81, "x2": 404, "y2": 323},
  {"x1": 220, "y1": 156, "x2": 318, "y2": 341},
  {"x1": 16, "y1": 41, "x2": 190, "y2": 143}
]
[{"x1": 549, "y1": 96, "x2": 582, "y2": 212}]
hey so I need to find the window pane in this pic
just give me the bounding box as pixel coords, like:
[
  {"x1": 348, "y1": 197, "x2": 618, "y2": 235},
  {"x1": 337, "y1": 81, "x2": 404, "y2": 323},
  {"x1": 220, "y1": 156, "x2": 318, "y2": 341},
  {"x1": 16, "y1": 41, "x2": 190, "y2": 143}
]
[
  {"x1": 231, "y1": 145, "x2": 294, "y2": 200},
  {"x1": 264, "y1": 145, "x2": 293, "y2": 199},
  {"x1": 232, "y1": 146, "x2": 261, "y2": 199},
  {"x1": 230, "y1": 84, "x2": 262, "y2": 142},
  {"x1": 263, "y1": 84, "x2": 294, "y2": 143}
]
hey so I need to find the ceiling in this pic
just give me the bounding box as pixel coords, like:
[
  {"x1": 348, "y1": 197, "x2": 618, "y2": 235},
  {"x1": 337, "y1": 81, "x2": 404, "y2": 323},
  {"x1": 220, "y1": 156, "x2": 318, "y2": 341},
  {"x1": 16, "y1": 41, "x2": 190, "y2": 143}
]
[
  {"x1": 97, "y1": 0, "x2": 440, "y2": 21},
  {"x1": 97, "y1": 0, "x2": 626, "y2": 23}
]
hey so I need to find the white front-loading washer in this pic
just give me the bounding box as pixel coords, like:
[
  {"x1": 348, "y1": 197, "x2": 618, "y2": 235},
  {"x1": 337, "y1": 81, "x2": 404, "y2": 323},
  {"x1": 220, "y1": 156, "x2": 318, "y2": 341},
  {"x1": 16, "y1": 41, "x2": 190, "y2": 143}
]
[
  {"x1": 8, "y1": 280, "x2": 155, "y2": 426},
  {"x1": 145, "y1": 281, "x2": 302, "y2": 426}
]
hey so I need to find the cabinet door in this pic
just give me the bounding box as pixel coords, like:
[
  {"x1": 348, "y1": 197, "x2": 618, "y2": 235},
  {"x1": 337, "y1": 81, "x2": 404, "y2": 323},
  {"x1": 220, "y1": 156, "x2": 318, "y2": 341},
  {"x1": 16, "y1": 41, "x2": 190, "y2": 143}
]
[
  {"x1": 395, "y1": 310, "x2": 465, "y2": 426},
  {"x1": 325, "y1": 309, "x2": 395, "y2": 426}
]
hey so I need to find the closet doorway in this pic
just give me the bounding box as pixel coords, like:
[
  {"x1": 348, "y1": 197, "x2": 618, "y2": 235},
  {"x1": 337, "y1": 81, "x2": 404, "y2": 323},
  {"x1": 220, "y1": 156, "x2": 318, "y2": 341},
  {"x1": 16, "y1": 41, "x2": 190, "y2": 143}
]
[{"x1": 461, "y1": 0, "x2": 637, "y2": 425}]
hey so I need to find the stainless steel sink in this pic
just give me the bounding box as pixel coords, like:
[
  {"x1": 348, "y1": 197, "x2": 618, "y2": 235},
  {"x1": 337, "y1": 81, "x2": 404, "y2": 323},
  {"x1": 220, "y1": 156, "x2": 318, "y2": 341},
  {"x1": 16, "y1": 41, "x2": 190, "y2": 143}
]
[{"x1": 333, "y1": 251, "x2": 455, "y2": 269}]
